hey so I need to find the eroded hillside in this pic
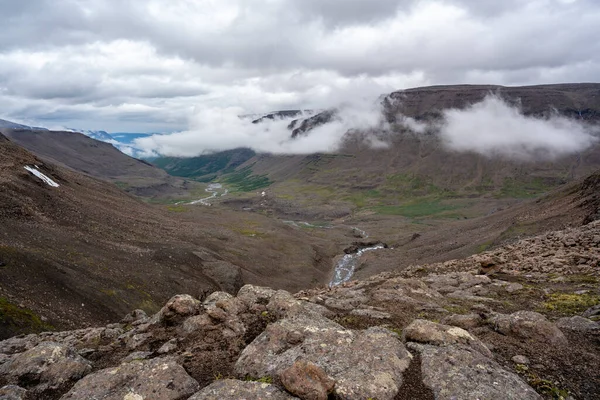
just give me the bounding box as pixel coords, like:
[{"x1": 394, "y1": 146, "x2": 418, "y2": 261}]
[{"x1": 0, "y1": 217, "x2": 597, "y2": 399}]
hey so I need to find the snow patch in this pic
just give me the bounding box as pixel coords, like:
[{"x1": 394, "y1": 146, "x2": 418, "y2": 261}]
[{"x1": 24, "y1": 165, "x2": 60, "y2": 187}]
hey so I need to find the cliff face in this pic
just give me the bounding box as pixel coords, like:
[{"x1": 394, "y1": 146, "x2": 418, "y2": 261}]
[
  {"x1": 1, "y1": 220, "x2": 598, "y2": 399},
  {"x1": 385, "y1": 83, "x2": 600, "y2": 122}
]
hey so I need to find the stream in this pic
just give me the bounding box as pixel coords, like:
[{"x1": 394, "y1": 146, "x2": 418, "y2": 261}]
[
  {"x1": 188, "y1": 183, "x2": 227, "y2": 206},
  {"x1": 329, "y1": 242, "x2": 386, "y2": 287}
]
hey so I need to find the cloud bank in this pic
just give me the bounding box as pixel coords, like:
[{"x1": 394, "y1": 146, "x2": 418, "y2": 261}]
[
  {"x1": 134, "y1": 94, "x2": 598, "y2": 160},
  {"x1": 438, "y1": 95, "x2": 598, "y2": 160},
  {"x1": 1, "y1": 0, "x2": 600, "y2": 131},
  {"x1": 134, "y1": 98, "x2": 388, "y2": 156}
]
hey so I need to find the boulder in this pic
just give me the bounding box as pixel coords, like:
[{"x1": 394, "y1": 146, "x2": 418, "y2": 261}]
[
  {"x1": 235, "y1": 314, "x2": 412, "y2": 400},
  {"x1": 556, "y1": 316, "x2": 600, "y2": 333},
  {"x1": 0, "y1": 342, "x2": 91, "y2": 396},
  {"x1": 441, "y1": 313, "x2": 483, "y2": 330},
  {"x1": 61, "y1": 357, "x2": 199, "y2": 400},
  {"x1": 489, "y1": 311, "x2": 568, "y2": 346},
  {"x1": 202, "y1": 261, "x2": 244, "y2": 294},
  {"x1": 153, "y1": 294, "x2": 201, "y2": 325},
  {"x1": 0, "y1": 385, "x2": 29, "y2": 400},
  {"x1": 189, "y1": 379, "x2": 296, "y2": 399},
  {"x1": 409, "y1": 343, "x2": 542, "y2": 400},
  {"x1": 279, "y1": 360, "x2": 335, "y2": 400},
  {"x1": 237, "y1": 285, "x2": 277, "y2": 310},
  {"x1": 403, "y1": 319, "x2": 492, "y2": 357}
]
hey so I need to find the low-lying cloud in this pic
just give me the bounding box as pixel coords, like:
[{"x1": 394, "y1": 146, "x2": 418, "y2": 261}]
[
  {"x1": 438, "y1": 95, "x2": 598, "y2": 160},
  {"x1": 134, "y1": 93, "x2": 598, "y2": 160},
  {"x1": 134, "y1": 98, "x2": 388, "y2": 157}
]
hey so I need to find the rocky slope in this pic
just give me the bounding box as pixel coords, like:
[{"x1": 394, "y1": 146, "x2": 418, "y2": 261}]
[
  {"x1": 0, "y1": 133, "x2": 338, "y2": 338},
  {"x1": 1, "y1": 217, "x2": 598, "y2": 399},
  {"x1": 0, "y1": 127, "x2": 193, "y2": 199}
]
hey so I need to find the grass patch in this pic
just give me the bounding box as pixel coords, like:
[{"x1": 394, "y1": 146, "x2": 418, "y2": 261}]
[
  {"x1": 541, "y1": 293, "x2": 600, "y2": 315},
  {"x1": 371, "y1": 200, "x2": 461, "y2": 218},
  {"x1": 497, "y1": 177, "x2": 555, "y2": 199},
  {"x1": 0, "y1": 297, "x2": 53, "y2": 335},
  {"x1": 476, "y1": 241, "x2": 493, "y2": 253},
  {"x1": 222, "y1": 165, "x2": 272, "y2": 192},
  {"x1": 166, "y1": 205, "x2": 188, "y2": 213},
  {"x1": 244, "y1": 376, "x2": 273, "y2": 384}
]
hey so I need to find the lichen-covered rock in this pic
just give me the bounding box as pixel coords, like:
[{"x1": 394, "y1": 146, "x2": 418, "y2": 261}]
[
  {"x1": 403, "y1": 319, "x2": 492, "y2": 357},
  {"x1": 489, "y1": 311, "x2": 568, "y2": 346},
  {"x1": 0, "y1": 342, "x2": 91, "y2": 397},
  {"x1": 409, "y1": 343, "x2": 542, "y2": 400},
  {"x1": 61, "y1": 357, "x2": 199, "y2": 400},
  {"x1": 235, "y1": 313, "x2": 412, "y2": 400},
  {"x1": 153, "y1": 294, "x2": 201, "y2": 325},
  {"x1": 279, "y1": 360, "x2": 335, "y2": 400},
  {"x1": 556, "y1": 316, "x2": 600, "y2": 333},
  {"x1": 188, "y1": 379, "x2": 297, "y2": 400},
  {"x1": 0, "y1": 385, "x2": 29, "y2": 400},
  {"x1": 237, "y1": 285, "x2": 277, "y2": 308},
  {"x1": 121, "y1": 309, "x2": 148, "y2": 324}
]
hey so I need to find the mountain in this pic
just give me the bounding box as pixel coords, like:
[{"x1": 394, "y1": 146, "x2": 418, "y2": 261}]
[
  {"x1": 69, "y1": 128, "x2": 150, "y2": 159},
  {"x1": 0, "y1": 118, "x2": 47, "y2": 131},
  {"x1": 154, "y1": 83, "x2": 600, "y2": 221},
  {"x1": 0, "y1": 133, "x2": 338, "y2": 338},
  {"x1": 0, "y1": 126, "x2": 192, "y2": 199}
]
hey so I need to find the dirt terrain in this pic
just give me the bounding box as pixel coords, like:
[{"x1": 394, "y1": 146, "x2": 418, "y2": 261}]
[{"x1": 0, "y1": 133, "x2": 338, "y2": 338}]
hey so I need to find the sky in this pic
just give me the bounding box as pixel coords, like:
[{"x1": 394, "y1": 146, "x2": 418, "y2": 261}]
[{"x1": 1, "y1": 0, "x2": 599, "y2": 135}]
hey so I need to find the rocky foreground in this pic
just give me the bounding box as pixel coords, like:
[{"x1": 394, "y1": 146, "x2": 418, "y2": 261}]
[{"x1": 1, "y1": 221, "x2": 599, "y2": 400}]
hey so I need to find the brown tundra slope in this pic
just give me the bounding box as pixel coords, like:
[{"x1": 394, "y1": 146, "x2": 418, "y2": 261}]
[
  {"x1": 0, "y1": 207, "x2": 597, "y2": 399},
  {"x1": 0, "y1": 133, "x2": 337, "y2": 338}
]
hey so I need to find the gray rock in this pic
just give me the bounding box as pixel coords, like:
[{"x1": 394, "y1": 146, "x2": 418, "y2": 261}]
[
  {"x1": 202, "y1": 291, "x2": 233, "y2": 309},
  {"x1": 152, "y1": 294, "x2": 201, "y2": 325},
  {"x1": 441, "y1": 314, "x2": 483, "y2": 330},
  {"x1": 489, "y1": 311, "x2": 568, "y2": 346},
  {"x1": 0, "y1": 385, "x2": 29, "y2": 400},
  {"x1": 556, "y1": 316, "x2": 600, "y2": 332},
  {"x1": 235, "y1": 313, "x2": 412, "y2": 400},
  {"x1": 403, "y1": 319, "x2": 492, "y2": 358},
  {"x1": 189, "y1": 379, "x2": 296, "y2": 399},
  {"x1": 410, "y1": 343, "x2": 542, "y2": 400},
  {"x1": 61, "y1": 358, "x2": 199, "y2": 400},
  {"x1": 202, "y1": 261, "x2": 244, "y2": 294},
  {"x1": 237, "y1": 285, "x2": 277, "y2": 310},
  {"x1": 582, "y1": 304, "x2": 600, "y2": 320},
  {"x1": 0, "y1": 342, "x2": 91, "y2": 396},
  {"x1": 121, "y1": 309, "x2": 148, "y2": 324},
  {"x1": 157, "y1": 339, "x2": 178, "y2": 354},
  {"x1": 121, "y1": 351, "x2": 153, "y2": 363},
  {"x1": 350, "y1": 308, "x2": 391, "y2": 319},
  {"x1": 512, "y1": 355, "x2": 531, "y2": 365}
]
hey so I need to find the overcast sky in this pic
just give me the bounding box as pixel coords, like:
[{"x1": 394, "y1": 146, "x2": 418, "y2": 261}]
[{"x1": 1, "y1": 0, "x2": 599, "y2": 132}]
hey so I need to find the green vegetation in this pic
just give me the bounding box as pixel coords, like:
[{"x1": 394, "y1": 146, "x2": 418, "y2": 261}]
[
  {"x1": 542, "y1": 292, "x2": 599, "y2": 315},
  {"x1": 371, "y1": 200, "x2": 461, "y2": 218},
  {"x1": 153, "y1": 148, "x2": 256, "y2": 181},
  {"x1": 498, "y1": 177, "x2": 555, "y2": 198},
  {"x1": 221, "y1": 166, "x2": 272, "y2": 192},
  {"x1": 476, "y1": 241, "x2": 494, "y2": 253},
  {"x1": 244, "y1": 376, "x2": 273, "y2": 384},
  {"x1": 0, "y1": 297, "x2": 53, "y2": 335},
  {"x1": 166, "y1": 205, "x2": 188, "y2": 213},
  {"x1": 515, "y1": 364, "x2": 569, "y2": 399}
]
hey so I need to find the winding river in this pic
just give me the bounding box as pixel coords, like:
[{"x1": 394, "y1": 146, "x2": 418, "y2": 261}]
[{"x1": 189, "y1": 183, "x2": 227, "y2": 206}]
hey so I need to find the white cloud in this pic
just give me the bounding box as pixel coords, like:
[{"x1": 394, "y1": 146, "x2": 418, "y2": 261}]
[
  {"x1": 438, "y1": 95, "x2": 598, "y2": 160},
  {"x1": 0, "y1": 0, "x2": 598, "y2": 132},
  {"x1": 134, "y1": 97, "x2": 389, "y2": 156}
]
